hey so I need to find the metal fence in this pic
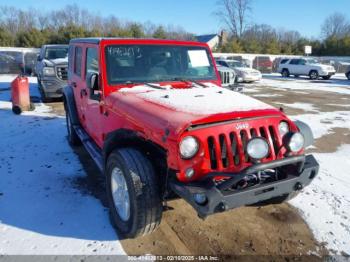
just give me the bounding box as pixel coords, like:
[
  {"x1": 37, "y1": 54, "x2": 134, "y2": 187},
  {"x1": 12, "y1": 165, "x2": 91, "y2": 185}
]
[
  {"x1": 0, "y1": 47, "x2": 40, "y2": 75},
  {"x1": 213, "y1": 52, "x2": 350, "y2": 73}
]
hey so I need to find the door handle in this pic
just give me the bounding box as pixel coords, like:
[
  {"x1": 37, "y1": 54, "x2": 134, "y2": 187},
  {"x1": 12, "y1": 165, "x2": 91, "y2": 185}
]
[{"x1": 80, "y1": 89, "x2": 88, "y2": 98}]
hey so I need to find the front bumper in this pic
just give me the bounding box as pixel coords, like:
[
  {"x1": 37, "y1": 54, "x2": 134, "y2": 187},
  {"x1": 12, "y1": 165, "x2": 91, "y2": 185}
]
[
  {"x1": 319, "y1": 71, "x2": 336, "y2": 77},
  {"x1": 40, "y1": 76, "x2": 67, "y2": 98},
  {"x1": 170, "y1": 155, "x2": 319, "y2": 218},
  {"x1": 242, "y1": 75, "x2": 262, "y2": 82}
]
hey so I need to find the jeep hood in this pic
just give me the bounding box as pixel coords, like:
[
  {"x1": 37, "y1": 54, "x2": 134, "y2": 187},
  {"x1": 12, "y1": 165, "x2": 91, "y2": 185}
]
[{"x1": 107, "y1": 85, "x2": 281, "y2": 135}]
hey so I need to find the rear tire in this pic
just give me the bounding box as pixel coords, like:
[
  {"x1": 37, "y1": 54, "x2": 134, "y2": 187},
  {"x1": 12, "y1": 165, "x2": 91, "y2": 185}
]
[
  {"x1": 346, "y1": 72, "x2": 350, "y2": 80},
  {"x1": 281, "y1": 69, "x2": 290, "y2": 78},
  {"x1": 309, "y1": 70, "x2": 319, "y2": 80},
  {"x1": 65, "y1": 104, "x2": 80, "y2": 146},
  {"x1": 106, "y1": 148, "x2": 162, "y2": 239}
]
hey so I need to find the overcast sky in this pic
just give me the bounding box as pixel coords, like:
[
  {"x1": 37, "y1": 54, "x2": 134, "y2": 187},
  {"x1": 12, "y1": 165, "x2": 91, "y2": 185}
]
[{"x1": 1, "y1": 0, "x2": 349, "y2": 38}]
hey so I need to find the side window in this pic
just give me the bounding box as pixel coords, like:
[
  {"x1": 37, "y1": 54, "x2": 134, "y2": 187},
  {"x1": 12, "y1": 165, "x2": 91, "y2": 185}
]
[
  {"x1": 299, "y1": 59, "x2": 306, "y2": 65},
  {"x1": 68, "y1": 46, "x2": 74, "y2": 72},
  {"x1": 74, "y1": 46, "x2": 82, "y2": 77},
  {"x1": 86, "y1": 48, "x2": 99, "y2": 75},
  {"x1": 290, "y1": 59, "x2": 299, "y2": 65}
]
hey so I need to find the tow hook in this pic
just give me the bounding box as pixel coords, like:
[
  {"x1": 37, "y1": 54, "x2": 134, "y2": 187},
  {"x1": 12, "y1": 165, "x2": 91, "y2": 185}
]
[{"x1": 294, "y1": 182, "x2": 303, "y2": 191}]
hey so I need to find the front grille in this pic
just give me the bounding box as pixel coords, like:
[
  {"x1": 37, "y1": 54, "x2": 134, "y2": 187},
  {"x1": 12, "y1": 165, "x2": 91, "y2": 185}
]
[
  {"x1": 56, "y1": 66, "x2": 68, "y2": 80},
  {"x1": 206, "y1": 125, "x2": 281, "y2": 170},
  {"x1": 219, "y1": 71, "x2": 231, "y2": 85}
]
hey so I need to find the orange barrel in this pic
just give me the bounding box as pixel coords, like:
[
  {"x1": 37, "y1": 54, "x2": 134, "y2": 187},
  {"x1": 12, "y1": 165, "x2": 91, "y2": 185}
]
[{"x1": 11, "y1": 75, "x2": 30, "y2": 115}]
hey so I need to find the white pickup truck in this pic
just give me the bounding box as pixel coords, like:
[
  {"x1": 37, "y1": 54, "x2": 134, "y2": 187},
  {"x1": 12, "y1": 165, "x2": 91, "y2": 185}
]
[{"x1": 278, "y1": 58, "x2": 336, "y2": 80}]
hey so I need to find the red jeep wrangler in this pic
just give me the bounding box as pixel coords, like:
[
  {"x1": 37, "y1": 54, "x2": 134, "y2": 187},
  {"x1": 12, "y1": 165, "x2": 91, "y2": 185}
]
[{"x1": 63, "y1": 38, "x2": 318, "y2": 238}]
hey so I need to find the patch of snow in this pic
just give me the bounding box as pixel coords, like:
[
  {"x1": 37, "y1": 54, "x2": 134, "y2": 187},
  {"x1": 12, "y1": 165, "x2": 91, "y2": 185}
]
[
  {"x1": 326, "y1": 104, "x2": 350, "y2": 108},
  {"x1": 277, "y1": 102, "x2": 319, "y2": 112},
  {"x1": 259, "y1": 74, "x2": 350, "y2": 95},
  {"x1": 252, "y1": 94, "x2": 283, "y2": 98},
  {"x1": 0, "y1": 83, "x2": 125, "y2": 255},
  {"x1": 136, "y1": 87, "x2": 274, "y2": 115},
  {"x1": 290, "y1": 145, "x2": 350, "y2": 254},
  {"x1": 291, "y1": 111, "x2": 350, "y2": 139}
]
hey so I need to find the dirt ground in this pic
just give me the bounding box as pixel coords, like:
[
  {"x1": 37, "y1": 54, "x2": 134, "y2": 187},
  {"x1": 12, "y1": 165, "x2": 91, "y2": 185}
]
[{"x1": 47, "y1": 76, "x2": 350, "y2": 258}]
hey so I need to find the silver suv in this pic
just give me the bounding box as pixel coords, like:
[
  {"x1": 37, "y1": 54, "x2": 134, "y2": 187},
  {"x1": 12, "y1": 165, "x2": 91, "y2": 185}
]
[{"x1": 278, "y1": 58, "x2": 336, "y2": 80}]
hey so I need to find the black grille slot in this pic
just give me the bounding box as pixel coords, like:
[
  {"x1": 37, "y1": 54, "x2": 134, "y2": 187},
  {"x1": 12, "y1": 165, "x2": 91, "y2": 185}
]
[
  {"x1": 269, "y1": 126, "x2": 280, "y2": 157},
  {"x1": 208, "y1": 136, "x2": 217, "y2": 169},
  {"x1": 250, "y1": 128, "x2": 258, "y2": 137},
  {"x1": 260, "y1": 127, "x2": 271, "y2": 158},
  {"x1": 57, "y1": 66, "x2": 68, "y2": 80},
  {"x1": 240, "y1": 130, "x2": 249, "y2": 162},
  {"x1": 219, "y1": 134, "x2": 229, "y2": 168},
  {"x1": 230, "y1": 132, "x2": 239, "y2": 166}
]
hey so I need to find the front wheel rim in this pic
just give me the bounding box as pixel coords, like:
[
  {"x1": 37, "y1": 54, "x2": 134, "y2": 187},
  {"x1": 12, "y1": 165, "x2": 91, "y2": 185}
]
[{"x1": 111, "y1": 167, "x2": 130, "y2": 221}]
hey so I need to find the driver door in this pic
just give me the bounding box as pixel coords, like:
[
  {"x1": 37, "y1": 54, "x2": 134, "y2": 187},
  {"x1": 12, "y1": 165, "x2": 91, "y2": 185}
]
[{"x1": 82, "y1": 46, "x2": 104, "y2": 146}]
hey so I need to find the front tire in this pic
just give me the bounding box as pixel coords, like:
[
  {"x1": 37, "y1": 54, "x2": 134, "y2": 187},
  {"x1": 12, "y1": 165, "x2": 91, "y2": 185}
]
[
  {"x1": 281, "y1": 69, "x2": 290, "y2": 78},
  {"x1": 106, "y1": 148, "x2": 162, "y2": 239},
  {"x1": 322, "y1": 75, "x2": 331, "y2": 80},
  {"x1": 309, "y1": 70, "x2": 319, "y2": 80}
]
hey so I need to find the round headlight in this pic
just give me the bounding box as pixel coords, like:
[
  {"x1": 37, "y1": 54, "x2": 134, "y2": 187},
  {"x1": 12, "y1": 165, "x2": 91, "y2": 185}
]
[
  {"x1": 247, "y1": 138, "x2": 269, "y2": 160},
  {"x1": 288, "y1": 132, "x2": 305, "y2": 152},
  {"x1": 278, "y1": 121, "x2": 289, "y2": 137},
  {"x1": 179, "y1": 136, "x2": 199, "y2": 159}
]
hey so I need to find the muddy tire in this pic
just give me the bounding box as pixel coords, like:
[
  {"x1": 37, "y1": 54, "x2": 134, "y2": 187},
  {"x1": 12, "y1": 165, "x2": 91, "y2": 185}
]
[
  {"x1": 106, "y1": 148, "x2": 162, "y2": 239},
  {"x1": 309, "y1": 70, "x2": 319, "y2": 80},
  {"x1": 281, "y1": 69, "x2": 290, "y2": 77},
  {"x1": 65, "y1": 104, "x2": 80, "y2": 146}
]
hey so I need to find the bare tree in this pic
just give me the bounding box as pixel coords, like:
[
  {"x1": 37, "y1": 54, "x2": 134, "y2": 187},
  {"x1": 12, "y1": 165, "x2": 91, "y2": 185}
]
[
  {"x1": 215, "y1": 0, "x2": 252, "y2": 38},
  {"x1": 321, "y1": 13, "x2": 350, "y2": 38}
]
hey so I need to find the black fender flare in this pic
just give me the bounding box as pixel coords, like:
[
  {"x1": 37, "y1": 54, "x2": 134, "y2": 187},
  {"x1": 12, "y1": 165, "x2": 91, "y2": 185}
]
[
  {"x1": 102, "y1": 129, "x2": 168, "y2": 183},
  {"x1": 62, "y1": 85, "x2": 79, "y2": 125}
]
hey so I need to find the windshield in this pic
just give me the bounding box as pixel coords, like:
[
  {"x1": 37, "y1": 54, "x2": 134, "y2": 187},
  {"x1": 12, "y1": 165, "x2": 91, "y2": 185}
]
[
  {"x1": 227, "y1": 60, "x2": 247, "y2": 68},
  {"x1": 105, "y1": 45, "x2": 217, "y2": 84},
  {"x1": 45, "y1": 47, "x2": 68, "y2": 60}
]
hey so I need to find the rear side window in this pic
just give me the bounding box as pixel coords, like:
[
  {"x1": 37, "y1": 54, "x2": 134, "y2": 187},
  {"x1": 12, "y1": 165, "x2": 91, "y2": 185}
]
[
  {"x1": 290, "y1": 59, "x2": 299, "y2": 65},
  {"x1": 74, "y1": 46, "x2": 82, "y2": 77},
  {"x1": 86, "y1": 48, "x2": 99, "y2": 75},
  {"x1": 280, "y1": 59, "x2": 289, "y2": 64}
]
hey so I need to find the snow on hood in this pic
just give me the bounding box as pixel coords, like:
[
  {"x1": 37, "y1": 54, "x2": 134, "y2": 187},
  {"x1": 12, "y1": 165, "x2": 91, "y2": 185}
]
[{"x1": 120, "y1": 85, "x2": 273, "y2": 115}]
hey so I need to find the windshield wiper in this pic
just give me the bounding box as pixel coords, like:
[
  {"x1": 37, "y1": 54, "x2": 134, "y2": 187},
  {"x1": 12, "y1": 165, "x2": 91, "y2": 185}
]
[
  {"x1": 171, "y1": 78, "x2": 208, "y2": 88},
  {"x1": 144, "y1": 82, "x2": 169, "y2": 90}
]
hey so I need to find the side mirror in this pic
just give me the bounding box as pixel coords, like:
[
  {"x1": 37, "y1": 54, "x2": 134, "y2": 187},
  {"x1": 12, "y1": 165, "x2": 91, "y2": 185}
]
[
  {"x1": 86, "y1": 72, "x2": 101, "y2": 100},
  {"x1": 87, "y1": 72, "x2": 99, "y2": 91}
]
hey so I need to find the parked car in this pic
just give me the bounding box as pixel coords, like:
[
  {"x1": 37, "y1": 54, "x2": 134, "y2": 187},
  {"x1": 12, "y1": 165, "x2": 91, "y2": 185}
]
[
  {"x1": 253, "y1": 56, "x2": 273, "y2": 73},
  {"x1": 278, "y1": 58, "x2": 336, "y2": 80},
  {"x1": 24, "y1": 51, "x2": 40, "y2": 76},
  {"x1": 36, "y1": 45, "x2": 69, "y2": 101},
  {"x1": 63, "y1": 37, "x2": 318, "y2": 238},
  {"x1": 216, "y1": 59, "x2": 262, "y2": 83},
  {"x1": 215, "y1": 63, "x2": 240, "y2": 90},
  {"x1": 0, "y1": 51, "x2": 23, "y2": 74}
]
